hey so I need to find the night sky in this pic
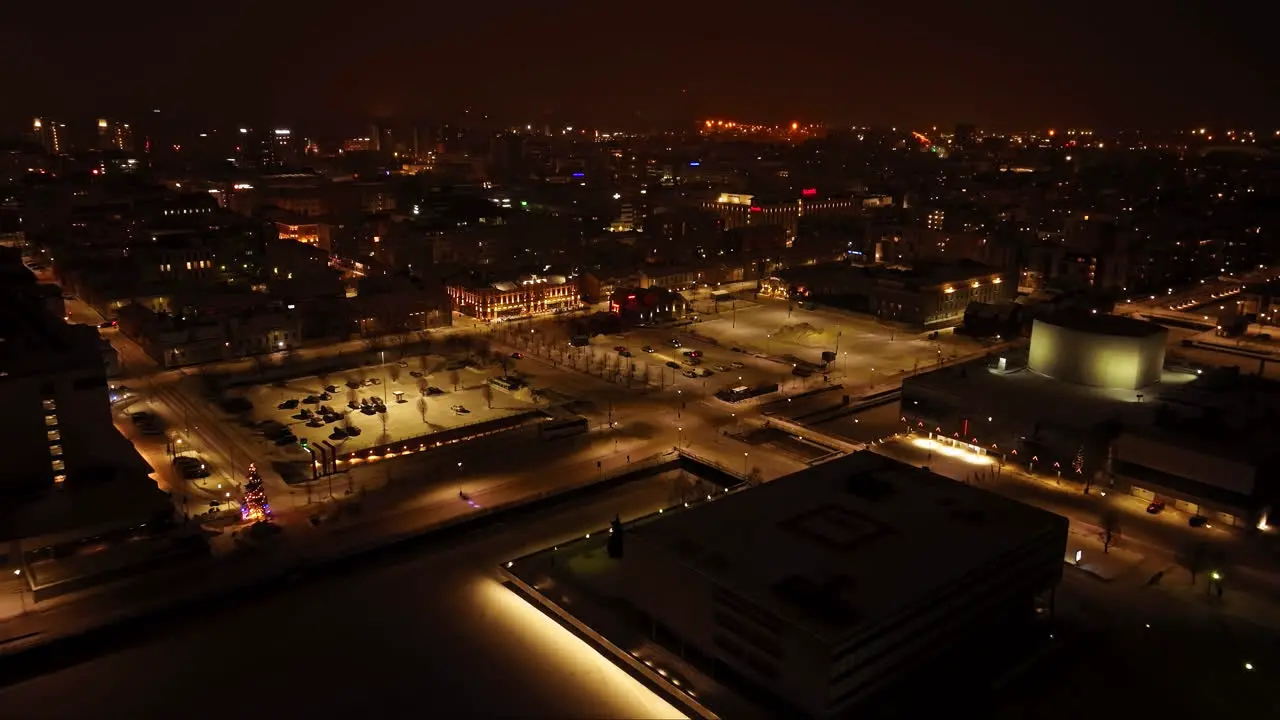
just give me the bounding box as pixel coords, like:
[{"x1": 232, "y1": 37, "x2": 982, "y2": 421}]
[{"x1": 3, "y1": 1, "x2": 1275, "y2": 132}]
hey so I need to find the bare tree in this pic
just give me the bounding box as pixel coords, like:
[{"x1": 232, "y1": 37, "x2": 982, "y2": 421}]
[
  {"x1": 1186, "y1": 541, "x2": 1209, "y2": 585},
  {"x1": 448, "y1": 370, "x2": 460, "y2": 391},
  {"x1": 417, "y1": 396, "x2": 428, "y2": 424},
  {"x1": 1100, "y1": 509, "x2": 1121, "y2": 553},
  {"x1": 472, "y1": 336, "x2": 491, "y2": 363},
  {"x1": 378, "y1": 411, "x2": 390, "y2": 445},
  {"x1": 389, "y1": 364, "x2": 401, "y2": 384},
  {"x1": 482, "y1": 382, "x2": 493, "y2": 410}
]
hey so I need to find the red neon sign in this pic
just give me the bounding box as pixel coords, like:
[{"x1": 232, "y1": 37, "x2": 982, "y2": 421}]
[
  {"x1": 749, "y1": 206, "x2": 762, "y2": 212},
  {"x1": 801, "y1": 188, "x2": 817, "y2": 196}
]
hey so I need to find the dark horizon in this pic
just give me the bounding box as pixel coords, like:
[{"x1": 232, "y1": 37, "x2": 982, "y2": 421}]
[{"x1": 3, "y1": 1, "x2": 1277, "y2": 134}]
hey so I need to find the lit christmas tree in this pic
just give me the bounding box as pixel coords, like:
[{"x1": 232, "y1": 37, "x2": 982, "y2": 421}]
[
  {"x1": 241, "y1": 463, "x2": 273, "y2": 522},
  {"x1": 1072, "y1": 445, "x2": 1085, "y2": 475}
]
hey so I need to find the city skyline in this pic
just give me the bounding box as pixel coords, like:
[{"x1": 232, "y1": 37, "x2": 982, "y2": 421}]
[{"x1": 3, "y1": 2, "x2": 1277, "y2": 132}]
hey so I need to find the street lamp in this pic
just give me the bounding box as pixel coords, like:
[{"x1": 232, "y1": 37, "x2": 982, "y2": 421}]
[
  {"x1": 743, "y1": 451, "x2": 749, "y2": 475},
  {"x1": 12, "y1": 568, "x2": 25, "y2": 615}
]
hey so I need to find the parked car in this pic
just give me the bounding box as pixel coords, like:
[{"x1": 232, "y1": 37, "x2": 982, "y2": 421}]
[
  {"x1": 619, "y1": 350, "x2": 632, "y2": 358},
  {"x1": 172, "y1": 456, "x2": 209, "y2": 479},
  {"x1": 98, "y1": 320, "x2": 117, "y2": 329},
  {"x1": 729, "y1": 361, "x2": 746, "y2": 369},
  {"x1": 666, "y1": 361, "x2": 680, "y2": 369},
  {"x1": 510, "y1": 352, "x2": 523, "y2": 359},
  {"x1": 451, "y1": 404, "x2": 471, "y2": 414},
  {"x1": 699, "y1": 369, "x2": 714, "y2": 377},
  {"x1": 642, "y1": 345, "x2": 655, "y2": 353},
  {"x1": 409, "y1": 370, "x2": 424, "y2": 378},
  {"x1": 1189, "y1": 514, "x2": 1209, "y2": 528},
  {"x1": 682, "y1": 349, "x2": 702, "y2": 358},
  {"x1": 277, "y1": 399, "x2": 299, "y2": 410},
  {"x1": 668, "y1": 338, "x2": 682, "y2": 348},
  {"x1": 715, "y1": 364, "x2": 731, "y2": 372},
  {"x1": 426, "y1": 386, "x2": 445, "y2": 395},
  {"x1": 682, "y1": 370, "x2": 698, "y2": 378},
  {"x1": 1146, "y1": 501, "x2": 1166, "y2": 515}
]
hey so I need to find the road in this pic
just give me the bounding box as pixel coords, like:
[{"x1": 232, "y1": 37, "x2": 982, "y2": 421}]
[
  {"x1": 872, "y1": 434, "x2": 1280, "y2": 604},
  {"x1": 0, "y1": 479, "x2": 689, "y2": 720}
]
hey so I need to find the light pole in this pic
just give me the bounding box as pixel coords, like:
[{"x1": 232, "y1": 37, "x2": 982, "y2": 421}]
[
  {"x1": 12, "y1": 568, "x2": 26, "y2": 615},
  {"x1": 743, "y1": 451, "x2": 749, "y2": 475},
  {"x1": 678, "y1": 426, "x2": 683, "y2": 448}
]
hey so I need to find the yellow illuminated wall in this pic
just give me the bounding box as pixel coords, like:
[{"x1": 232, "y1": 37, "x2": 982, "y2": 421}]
[{"x1": 1027, "y1": 319, "x2": 1166, "y2": 390}]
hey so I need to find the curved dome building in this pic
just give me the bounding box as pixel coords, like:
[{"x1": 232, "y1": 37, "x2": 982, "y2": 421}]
[{"x1": 1027, "y1": 313, "x2": 1167, "y2": 390}]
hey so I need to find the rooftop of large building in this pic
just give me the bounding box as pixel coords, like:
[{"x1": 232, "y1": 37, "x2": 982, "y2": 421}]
[
  {"x1": 778, "y1": 260, "x2": 1009, "y2": 291},
  {"x1": 629, "y1": 451, "x2": 1066, "y2": 644},
  {"x1": 907, "y1": 350, "x2": 1188, "y2": 427},
  {"x1": 0, "y1": 298, "x2": 102, "y2": 379},
  {"x1": 1036, "y1": 311, "x2": 1165, "y2": 339},
  {"x1": 446, "y1": 270, "x2": 575, "y2": 292},
  {"x1": 906, "y1": 351, "x2": 1279, "y2": 461}
]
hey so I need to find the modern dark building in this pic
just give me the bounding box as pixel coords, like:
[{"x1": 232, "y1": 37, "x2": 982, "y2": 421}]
[
  {"x1": 762, "y1": 260, "x2": 1017, "y2": 329},
  {"x1": 620, "y1": 451, "x2": 1068, "y2": 718}
]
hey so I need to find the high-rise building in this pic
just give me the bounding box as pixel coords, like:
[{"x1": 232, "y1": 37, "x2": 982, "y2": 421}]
[
  {"x1": 97, "y1": 118, "x2": 134, "y2": 151},
  {"x1": 32, "y1": 117, "x2": 65, "y2": 154},
  {"x1": 953, "y1": 123, "x2": 978, "y2": 150}
]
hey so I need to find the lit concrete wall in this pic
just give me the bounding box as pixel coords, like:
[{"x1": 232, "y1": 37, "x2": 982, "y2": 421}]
[
  {"x1": 1114, "y1": 433, "x2": 1258, "y2": 499},
  {"x1": 1027, "y1": 319, "x2": 1166, "y2": 390}
]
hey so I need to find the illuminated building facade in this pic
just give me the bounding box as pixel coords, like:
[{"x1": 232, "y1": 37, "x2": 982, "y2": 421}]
[
  {"x1": 446, "y1": 273, "x2": 580, "y2": 321},
  {"x1": 97, "y1": 118, "x2": 134, "y2": 151},
  {"x1": 275, "y1": 220, "x2": 332, "y2": 252},
  {"x1": 701, "y1": 191, "x2": 861, "y2": 240},
  {"x1": 902, "y1": 317, "x2": 1276, "y2": 530},
  {"x1": 32, "y1": 117, "x2": 64, "y2": 154},
  {"x1": 764, "y1": 261, "x2": 1016, "y2": 329},
  {"x1": 0, "y1": 293, "x2": 123, "y2": 492}
]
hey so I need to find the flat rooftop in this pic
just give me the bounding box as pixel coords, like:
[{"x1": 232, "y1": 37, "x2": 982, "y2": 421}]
[
  {"x1": 1039, "y1": 312, "x2": 1165, "y2": 338},
  {"x1": 0, "y1": 297, "x2": 102, "y2": 378},
  {"x1": 907, "y1": 355, "x2": 1275, "y2": 460},
  {"x1": 779, "y1": 260, "x2": 1005, "y2": 291},
  {"x1": 630, "y1": 451, "x2": 1066, "y2": 644},
  {"x1": 906, "y1": 352, "x2": 1195, "y2": 430}
]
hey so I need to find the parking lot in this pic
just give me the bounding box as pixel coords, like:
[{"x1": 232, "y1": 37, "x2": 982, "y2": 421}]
[{"x1": 226, "y1": 357, "x2": 546, "y2": 457}]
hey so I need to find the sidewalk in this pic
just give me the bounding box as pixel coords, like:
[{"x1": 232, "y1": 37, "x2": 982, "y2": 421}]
[{"x1": 1065, "y1": 528, "x2": 1144, "y2": 581}]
